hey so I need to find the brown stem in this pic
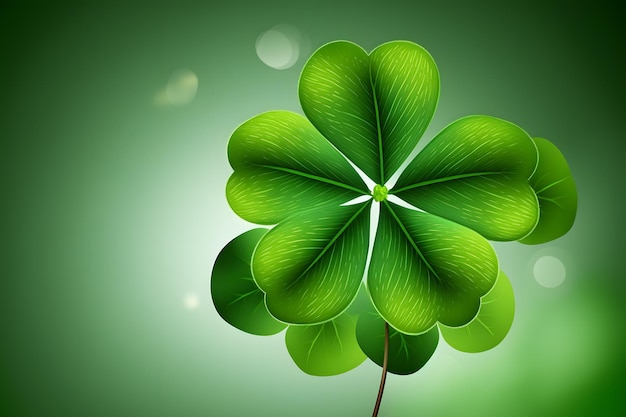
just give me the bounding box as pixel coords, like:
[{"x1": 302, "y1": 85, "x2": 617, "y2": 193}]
[{"x1": 372, "y1": 322, "x2": 389, "y2": 417}]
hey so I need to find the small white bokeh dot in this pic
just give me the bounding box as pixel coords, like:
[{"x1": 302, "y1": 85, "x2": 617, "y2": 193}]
[
  {"x1": 533, "y1": 255, "x2": 566, "y2": 288},
  {"x1": 255, "y1": 24, "x2": 303, "y2": 70},
  {"x1": 184, "y1": 293, "x2": 200, "y2": 310}
]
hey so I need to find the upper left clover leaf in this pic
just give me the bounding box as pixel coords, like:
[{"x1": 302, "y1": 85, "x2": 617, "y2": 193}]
[{"x1": 226, "y1": 111, "x2": 369, "y2": 225}]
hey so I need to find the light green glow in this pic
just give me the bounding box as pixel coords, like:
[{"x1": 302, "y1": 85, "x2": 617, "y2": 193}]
[{"x1": 3, "y1": 2, "x2": 621, "y2": 417}]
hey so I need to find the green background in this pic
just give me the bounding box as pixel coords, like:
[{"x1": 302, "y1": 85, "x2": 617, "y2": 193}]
[{"x1": 2, "y1": 1, "x2": 623, "y2": 416}]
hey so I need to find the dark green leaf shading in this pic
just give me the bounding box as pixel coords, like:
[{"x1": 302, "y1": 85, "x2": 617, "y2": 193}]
[
  {"x1": 211, "y1": 229, "x2": 287, "y2": 335},
  {"x1": 286, "y1": 314, "x2": 366, "y2": 376},
  {"x1": 227, "y1": 111, "x2": 367, "y2": 225},
  {"x1": 299, "y1": 41, "x2": 439, "y2": 184},
  {"x1": 394, "y1": 115, "x2": 539, "y2": 241},
  {"x1": 368, "y1": 202, "x2": 497, "y2": 334},
  {"x1": 356, "y1": 298, "x2": 439, "y2": 375},
  {"x1": 439, "y1": 270, "x2": 515, "y2": 353},
  {"x1": 520, "y1": 137, "x2": 577, "y2": 244},
  {"x1": 252, "y1": 202, "x2": 371, "y2": 325}
]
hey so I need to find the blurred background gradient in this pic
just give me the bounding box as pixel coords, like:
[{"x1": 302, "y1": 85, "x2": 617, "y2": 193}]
[{"x1": 2, "y1": 1, "x2": 624, "y2": 416}]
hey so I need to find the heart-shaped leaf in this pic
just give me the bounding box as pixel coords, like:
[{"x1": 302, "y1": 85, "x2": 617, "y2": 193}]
[
  {"x1": 227, "y1": 111, "x2": 367, "y2": 225},
  {"x1": 252, "y1": 202, "x2": 371, "y2": 325},
  {"x1": 394, "y1": 115, "x2": 539, "y2": 241},
  {"x1": 211, "y1": 229, "x2": 287, "y2": 335},
  {"x1": 286, "y1": 313, "x2": 366, "y2": 376},
  {"x1": 439, "y1": 270, "x2": 515, "y2": 353},
  {"x1": 356, "y1": 298, "x2": 439, "y2": 375},
  {"x1": 520, "y1": 137, "x2": 577, "y2": 244},
  {"x1": 299, "y1": 41, "x2": 439, "y2": 184},
  {"x1": 368, "y1": 202, "x2": 498, "y2": 334}
]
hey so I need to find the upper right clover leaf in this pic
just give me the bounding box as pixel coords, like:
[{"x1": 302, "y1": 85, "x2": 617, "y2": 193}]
[{"x1": 212, "y1": 40, "x2": 577, "y2": 415}]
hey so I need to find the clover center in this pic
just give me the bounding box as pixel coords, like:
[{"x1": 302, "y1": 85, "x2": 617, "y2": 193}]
[{"x1": 372, "y1": 184, "x2": 388, "y2": 202}]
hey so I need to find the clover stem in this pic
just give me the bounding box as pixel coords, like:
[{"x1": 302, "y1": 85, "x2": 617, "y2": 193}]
[{"x1": 372, "y1": 322, "x2": 389, "y2": 417}]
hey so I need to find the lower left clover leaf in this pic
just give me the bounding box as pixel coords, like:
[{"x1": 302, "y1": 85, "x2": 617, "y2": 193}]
[
  {"x1": 211, "y1": 228, "x2": 286, "y2": 335},
  {"x1": 212, "y1": 227, "x2": 369, "y2": 376}
]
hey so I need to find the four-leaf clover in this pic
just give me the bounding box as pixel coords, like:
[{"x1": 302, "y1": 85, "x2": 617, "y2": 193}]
[{"x1": 212, "y1": 40, "x2": 576, "y2": 412}]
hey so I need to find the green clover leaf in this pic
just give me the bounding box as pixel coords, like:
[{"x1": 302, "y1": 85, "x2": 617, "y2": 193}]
[
  {"x1": 252, "y1": 202, "x2": 371, "y2": 324},
  {"x1": 393, "y1": 115, "x2": 539, "y2": 241},
  {"x1": 520, "y1": 137, "x2": 577, "y2": 244},
  {"x1": 439, "y1": 270, "x2": 515, "y2": 353},
  {"x1": 213, "y1": 40, "x2": 577, "y2": 415},
  {"x1": 355, "y1": 285, "x2": 439, "y2": 375},
  {"x1": 299, "y1": 41, "x2": 439, "y2": 184},
  {"x1": 227, "y1": 110, "x2": 368, "y2": 224},
  {"x1": 286, "y1": 313, "x2": 367, "y2": 376},
  {"x1": 369, "y1": 202, "x2": 497, "y2": 334},
  {"x1": 211, "y1": 228, "x2": 287, "y2": 335}
]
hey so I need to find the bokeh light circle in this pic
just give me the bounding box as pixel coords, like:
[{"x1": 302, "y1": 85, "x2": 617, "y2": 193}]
[
  {"x1": 166, "y1": 69, "x2": 198, "y2": 105},
  {"x1": 256, "y1": 24, "x2": 304, "y2": 70},
  {"x1": 533, "y1": 255, "x2": 566, "y2": 288}
]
